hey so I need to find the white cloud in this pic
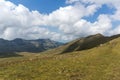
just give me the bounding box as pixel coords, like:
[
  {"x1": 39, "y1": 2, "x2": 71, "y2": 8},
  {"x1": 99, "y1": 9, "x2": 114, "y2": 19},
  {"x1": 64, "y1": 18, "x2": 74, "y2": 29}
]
[
  {"x1": 0, "y1": 0, "x2": 100, "y2": 41},
  {"x1": 109, "y1": 25, "x2": 120, "y2": 35},
  {"x1": 61, "y1": 14, "x2": 112, "y2": 37},
  {"x1": 66, "y1": 0, "x2": 80, "y2": 4},
  {"x1": 66, "y1": 0, "x2": 120, "y2": 5},
  {"x1": 44, "y1": 4, "x2": 99, "y2": 27},
  {"x1": 0, "y1": 0, "x2": 120, "y2": 42},
  {"x1": 0, "y1": 0, "x2": 55, "y2": 40},
  {"x1": 111, "y1": 7, "x2": 120, "y2": 21}
]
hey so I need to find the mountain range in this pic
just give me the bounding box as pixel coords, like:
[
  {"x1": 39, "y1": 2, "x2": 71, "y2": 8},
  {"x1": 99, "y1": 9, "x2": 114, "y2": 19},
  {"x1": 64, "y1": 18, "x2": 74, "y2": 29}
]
[
  {"x1": 0, "y1": 38, "x2": 63, "y2": 57},
  {"x1": 44, "y1": 33, "x2": 120, "y2": 54},
  {"x1": 0, "y1": 33, "x2": 120, "y2": 57},
  {"x1": 1, "y1": 33, "x2": 120, "y2": 79}
]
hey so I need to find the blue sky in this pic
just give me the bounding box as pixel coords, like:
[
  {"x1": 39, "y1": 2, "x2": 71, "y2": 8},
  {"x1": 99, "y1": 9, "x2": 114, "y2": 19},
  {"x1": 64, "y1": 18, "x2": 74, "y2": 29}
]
[
  {"x1": 0, "y1": 0, "x2": 120, "y2": 42},
  {"x1": 7, "y1": 0, "x2": 115, "y2": 16},
  {"x1": 7, "y1": 0, "x2": 67, "y2": 13},
  {"x1": 84, "y1": 4, "x2": 116, "y2": 23}
]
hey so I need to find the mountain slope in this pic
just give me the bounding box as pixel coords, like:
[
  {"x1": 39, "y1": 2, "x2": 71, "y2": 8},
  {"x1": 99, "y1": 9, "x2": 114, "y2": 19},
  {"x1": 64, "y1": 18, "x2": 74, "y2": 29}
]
[
  {"x1": 0, "y1": 36, "x2": 120, "y2": 80},
  {"x1": 62, "y1": 34, "x2": 120, "y2": 53},
  {"x1": 42, "y1": 34, "x2": 120, "y2": 54}
]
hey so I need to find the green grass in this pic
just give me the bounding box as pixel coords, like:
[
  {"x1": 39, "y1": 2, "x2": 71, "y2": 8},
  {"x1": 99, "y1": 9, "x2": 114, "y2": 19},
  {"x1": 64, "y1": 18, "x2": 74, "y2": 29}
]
[{"x1": 0, "y1": 38, "x2": 120, "y2": 80}]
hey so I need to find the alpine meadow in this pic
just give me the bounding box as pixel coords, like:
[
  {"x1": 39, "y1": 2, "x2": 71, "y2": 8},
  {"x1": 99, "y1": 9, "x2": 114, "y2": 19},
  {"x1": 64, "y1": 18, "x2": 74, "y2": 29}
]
[{"x1": 0, "y1": 0, "x2": 120, "y2": 80}]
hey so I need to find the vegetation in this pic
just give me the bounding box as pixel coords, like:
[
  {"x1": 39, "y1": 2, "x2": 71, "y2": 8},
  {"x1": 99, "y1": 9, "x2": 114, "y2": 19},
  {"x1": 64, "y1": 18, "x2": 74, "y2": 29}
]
[{"x1": 0, "y1": 37, "x2": 120, "y2": 80}]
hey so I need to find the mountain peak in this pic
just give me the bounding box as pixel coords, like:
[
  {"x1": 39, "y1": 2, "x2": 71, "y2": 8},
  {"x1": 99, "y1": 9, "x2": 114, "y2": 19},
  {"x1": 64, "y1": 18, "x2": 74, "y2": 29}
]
[
  {"x1": 13, "y1": 38, "x2": 24, "y2": 41},
  {"x1": 95, "y1": 33, "x2": 104, "y2": 37},
  {"x1": 86, "y1": 33, "x2": 104, "y2": 39},
  {"x1": 36, "y1": 39, "x2": 51, "y2": 42}
]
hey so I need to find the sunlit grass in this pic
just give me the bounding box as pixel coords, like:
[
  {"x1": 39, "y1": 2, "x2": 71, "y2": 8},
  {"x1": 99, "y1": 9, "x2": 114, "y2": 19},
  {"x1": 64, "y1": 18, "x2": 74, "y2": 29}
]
[{"x1": 0, "y1": 38, "x2": 120, "y2": 80}]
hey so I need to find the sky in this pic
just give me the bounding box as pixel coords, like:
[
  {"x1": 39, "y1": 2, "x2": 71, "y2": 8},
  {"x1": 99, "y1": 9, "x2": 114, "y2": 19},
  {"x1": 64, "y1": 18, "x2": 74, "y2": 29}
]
[{"x1": 0, "y1": 0, "x2": 120, "y2": 42}]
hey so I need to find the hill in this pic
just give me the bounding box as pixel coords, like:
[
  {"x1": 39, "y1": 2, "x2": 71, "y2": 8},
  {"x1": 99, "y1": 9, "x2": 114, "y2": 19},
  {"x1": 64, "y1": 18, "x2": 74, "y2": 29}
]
[
  {"x1": 0, "y1": 34, "x2": 120, "y2": 80},
  {"x1": 0, "y1": 38, "x2": 63, "y2": 57},
  {"x1": 61, "y1": 33, "x2": 120, "y2": 53},
  {"x1": 43, "y1": 33, "x2": 120, "y2": 54}
]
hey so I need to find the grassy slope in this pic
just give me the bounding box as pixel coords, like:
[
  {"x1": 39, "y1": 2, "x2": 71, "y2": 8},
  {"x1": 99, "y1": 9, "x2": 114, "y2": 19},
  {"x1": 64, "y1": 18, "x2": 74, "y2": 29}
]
[{"x1": 0, "y1": 38, "x2": 120, "y2": 80}]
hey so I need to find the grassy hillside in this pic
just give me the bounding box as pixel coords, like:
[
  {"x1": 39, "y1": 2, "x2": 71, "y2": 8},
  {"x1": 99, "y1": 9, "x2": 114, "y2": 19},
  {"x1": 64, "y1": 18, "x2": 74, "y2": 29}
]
[
  {"x1": 0, "y1": 37, "x2": 120, "y2": 80},
  {"x1": 61, "y1": 34, "x2": 120, "y2": 53}
]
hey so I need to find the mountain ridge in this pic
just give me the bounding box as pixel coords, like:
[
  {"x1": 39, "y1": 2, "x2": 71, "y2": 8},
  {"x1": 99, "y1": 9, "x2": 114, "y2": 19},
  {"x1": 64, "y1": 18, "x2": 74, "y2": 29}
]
[
  {"x1": 62, "y1": 33, "x2": 120, "y2": 53},
  {"x1": 41, "y1": 33, "x2": 120, "y2": 54},
  {"x1": 0, "y1": 38, "x2": 63, "y2": 57}
]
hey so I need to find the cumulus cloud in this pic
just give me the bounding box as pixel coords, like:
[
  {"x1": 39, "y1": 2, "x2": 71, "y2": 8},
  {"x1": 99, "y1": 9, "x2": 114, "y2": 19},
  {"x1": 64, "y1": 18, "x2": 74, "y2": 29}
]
[
  {"x1": 0, "y1": 0, "x2": 55, "y2": 40},
  {"x1": 60, "y1": 14, "x2": 112, "y2": 38},
  {"x1": 66, "y1": 0, "x2": 120, "y2": 5},
  {"x1": 0, "y1": 0, "x2": 120, "y2": 42},
  {"x1": 111, "y1": 7, "x2": 120, "y2": 21}
]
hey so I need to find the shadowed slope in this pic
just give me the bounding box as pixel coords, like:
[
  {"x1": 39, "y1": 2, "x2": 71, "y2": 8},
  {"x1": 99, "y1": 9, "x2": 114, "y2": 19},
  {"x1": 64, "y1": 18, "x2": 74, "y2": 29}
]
[
  {"x1": 41, "y1": 34, "x2": 120, "y2": 54},
  {"x1": 61, "y1": 34, "x2": 120, "y2": 53}
]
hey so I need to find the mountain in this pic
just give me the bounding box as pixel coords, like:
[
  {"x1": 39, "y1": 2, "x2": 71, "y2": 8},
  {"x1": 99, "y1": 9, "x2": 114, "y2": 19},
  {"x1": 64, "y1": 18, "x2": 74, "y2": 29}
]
[
  {"x1": 1, "y1": 34, "x2": 120, "y2": 79},
  {"x1": 43, "y1": 33, "x2": 120, "y2": 54},
  {"x1": 0, "y1": 33, "x2": 120, "y2": 57},
  {"x1": 0, "y1": 38, "x2": 63, "y2": 57},
  {"x1": 61, "y1": 33, "x2": 120, "y2": 53}
]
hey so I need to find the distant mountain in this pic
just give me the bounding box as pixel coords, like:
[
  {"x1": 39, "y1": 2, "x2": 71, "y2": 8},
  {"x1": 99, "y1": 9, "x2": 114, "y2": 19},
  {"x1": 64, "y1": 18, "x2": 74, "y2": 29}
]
[{"x1": 0, "y1": 38, "x2": 63, "y2": 57}]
